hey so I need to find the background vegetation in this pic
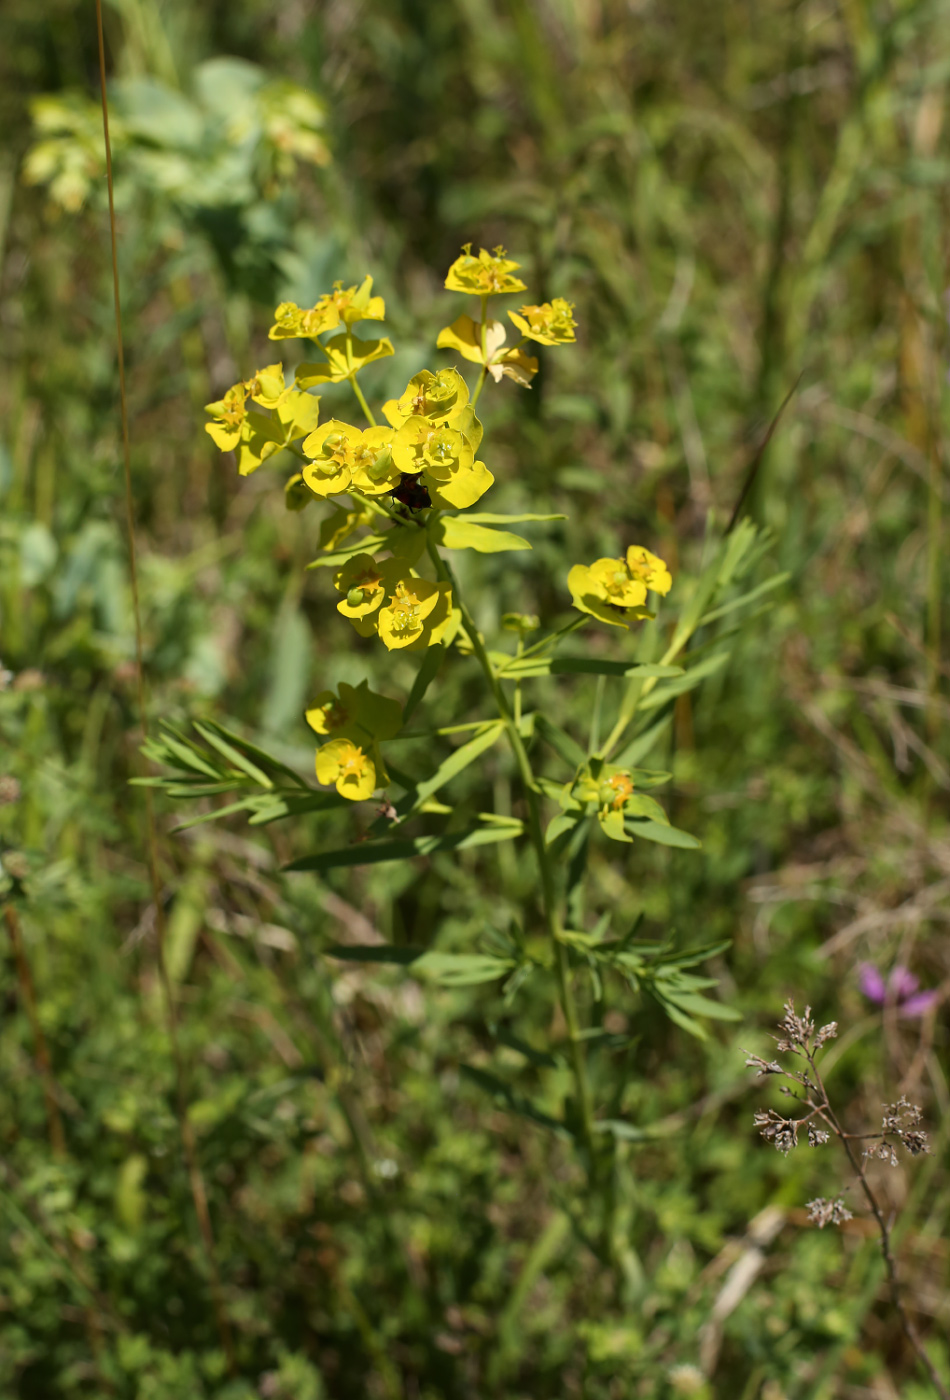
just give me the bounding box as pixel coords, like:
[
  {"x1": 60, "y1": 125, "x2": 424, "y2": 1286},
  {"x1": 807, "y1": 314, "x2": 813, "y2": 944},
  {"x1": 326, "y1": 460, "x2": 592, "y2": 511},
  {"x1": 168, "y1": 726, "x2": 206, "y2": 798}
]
[{"x1": 1, "y1": 0, "x2": 949, "y2": 1396}]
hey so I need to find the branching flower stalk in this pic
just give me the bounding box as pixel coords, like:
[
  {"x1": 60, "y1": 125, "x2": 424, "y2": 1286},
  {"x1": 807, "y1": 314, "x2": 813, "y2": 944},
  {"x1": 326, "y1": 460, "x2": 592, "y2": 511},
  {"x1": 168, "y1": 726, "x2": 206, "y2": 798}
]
[
  {"x1": 749, "y1": 1003, "x2": 948, "y2": 1399},
  {"x1": 151, "y1": 244, "x2": 777, "y2": 1273}
]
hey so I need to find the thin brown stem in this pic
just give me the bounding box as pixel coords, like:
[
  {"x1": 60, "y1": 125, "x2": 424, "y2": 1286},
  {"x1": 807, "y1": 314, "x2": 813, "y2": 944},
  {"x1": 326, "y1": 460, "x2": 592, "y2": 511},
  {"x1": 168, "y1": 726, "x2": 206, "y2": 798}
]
[{"x1": 94, "y1": 3, "x2": 234, "y2": 1370}]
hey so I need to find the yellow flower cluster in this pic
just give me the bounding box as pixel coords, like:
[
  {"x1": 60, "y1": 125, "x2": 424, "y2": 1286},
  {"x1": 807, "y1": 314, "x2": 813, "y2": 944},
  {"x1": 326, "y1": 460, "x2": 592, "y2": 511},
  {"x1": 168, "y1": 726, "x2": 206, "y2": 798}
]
[
  {"x1": 333, "y1": 552, "x2": 456, "y2": 652},
  {"x1": 509, "y1": 298, "x2": 577, "y2": 347},
  {"x1": 568, "y1": 546, "x2": 672, "y2": 629},
  {"x1": 444, "y1": 244, "x2": 527, "y2": 297},
  {"x1": 204, "y1": 364, "x2": 320, "y2": 476},
  {"x1": 437, "y1": 249, "x2": 577, "y2": 388},
  {"x1": 306, "y1": 680, "x2": 401, "y2": 801},
  {"x1": 298, "y1": 369, "x2": 492, "y2": 511},
  {"x1": 268, "y1": 275, "x2": 385, "y2": 340}
]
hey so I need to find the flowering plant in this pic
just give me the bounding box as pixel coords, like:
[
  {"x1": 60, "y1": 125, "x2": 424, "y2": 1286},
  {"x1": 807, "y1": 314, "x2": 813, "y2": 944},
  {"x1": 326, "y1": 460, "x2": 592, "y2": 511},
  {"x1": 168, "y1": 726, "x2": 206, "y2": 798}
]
[{"x1": 146, "y1": 245, "x2": 783, "y2": 1255}]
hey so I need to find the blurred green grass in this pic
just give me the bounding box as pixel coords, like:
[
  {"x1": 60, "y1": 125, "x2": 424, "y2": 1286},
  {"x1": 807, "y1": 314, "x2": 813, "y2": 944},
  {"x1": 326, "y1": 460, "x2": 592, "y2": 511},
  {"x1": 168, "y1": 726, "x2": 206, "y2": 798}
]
[{"x1": 1, "y1": 0, "x2": 949, "y2": 1396}]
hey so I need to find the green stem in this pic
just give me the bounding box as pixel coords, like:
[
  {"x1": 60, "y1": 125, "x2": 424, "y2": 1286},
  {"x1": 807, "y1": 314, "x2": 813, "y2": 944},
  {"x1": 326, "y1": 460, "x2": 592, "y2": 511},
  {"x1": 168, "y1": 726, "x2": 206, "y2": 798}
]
[
  {"x1": 344, "y1": 328, "x2": 378, "y2": 427},
  {"x1": 470, "y1": 293, "x2": 490, "y2": 409},
  {"x1": 349, "y1": 374, "x2": 377, "y2": 428},
  {"x1": 427, "y1": 540, "x2": 597, "y2": 1160}
]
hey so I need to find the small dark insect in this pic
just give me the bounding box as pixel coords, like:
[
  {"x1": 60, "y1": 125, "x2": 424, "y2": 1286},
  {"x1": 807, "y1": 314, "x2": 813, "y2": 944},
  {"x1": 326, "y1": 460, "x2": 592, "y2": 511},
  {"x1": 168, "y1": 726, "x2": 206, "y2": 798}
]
[{"x1": 390, "y1": 474, "x2": 431, "y2": 510}]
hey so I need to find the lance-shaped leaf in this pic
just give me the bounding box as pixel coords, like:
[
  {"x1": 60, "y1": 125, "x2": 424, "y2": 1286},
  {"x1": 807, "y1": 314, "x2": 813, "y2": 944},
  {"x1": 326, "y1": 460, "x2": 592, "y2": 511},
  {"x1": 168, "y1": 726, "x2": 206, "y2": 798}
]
[
  {"x1": 636, "y1": 652, "x2": 729, "y2": 710},
  {"x1": 325, "y1": 945, "x2": 515, "y2": 985},
  {"x1": 457, "y1": 512, "x2": 566, "y2": 525},
  {"x1": 498, "y1": 654, "x2": 683, "y2": 680},
  {"x1": 431, "y1": 517, "x2": 531, "y2": 554},
  {"x1": 285, "y1": 819, "x2": 524, "y2": 872},
  {"x1": 627, "y1": 820, "x2": 700, "y2": 849},
  {"x1": 395, "y1": 721, "x2": 505, "y2": 818},
  {"x1": 306, "y1": 531, "x2": 392, "y2": 569}
]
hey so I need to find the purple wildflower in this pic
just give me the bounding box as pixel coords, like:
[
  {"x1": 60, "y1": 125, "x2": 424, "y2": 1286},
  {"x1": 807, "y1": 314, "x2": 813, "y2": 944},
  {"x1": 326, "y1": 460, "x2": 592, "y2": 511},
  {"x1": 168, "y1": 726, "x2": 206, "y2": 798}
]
[{"x1": 857, "y1": 963, "x2": 938, "y2": 1019}]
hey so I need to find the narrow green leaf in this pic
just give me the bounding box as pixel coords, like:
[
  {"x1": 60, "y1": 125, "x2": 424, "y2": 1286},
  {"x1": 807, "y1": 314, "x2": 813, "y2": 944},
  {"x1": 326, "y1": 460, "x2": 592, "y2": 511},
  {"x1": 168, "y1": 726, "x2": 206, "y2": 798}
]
[
  {"x1": 199, "y1": 721, "x2": 310, "y2": 786},
  {"x1": 433, "y1": 517, "x2": 532, "y2": 553},
  {"x1": 623, "y1": 794, "x2": 668, "y2": 824},
  {"x1": 627, "y1": 820, "x2": 701, "y2": 849},
  {"x1": 650, "y1": 993, "x2": 709, "y2": 1040},
  {"x1": 192, "y1": 723, "x2": 273, "y2": 788},
  {"x1": 636, "y1": 652, "x2": 730, "y2": 710},
  {"x1": 452, "y1": 512, "x2": 566, "y2": 524},
  {"x1": 613, "y1": 715, "x2": 672, "y2": 768},
  {"x1": 498, "y1": 655, "x2": 683, "y2": 680},
  {"x1": 534, "y1": 714, "x2": 586, "y2": 767},
  {"x1": 411, "y1": 951, "x2": 515, "y2": 985},
  {"x1": 397, "y1": 721, "x2": 504, "y2": 817},
  {"x1": 545, "y1": 812, "x2": 577, "y2": 846},
  {"x1": 661, "y1": 991, "x2": 741, "y2": 1021},
  {"x1": 306, "y1": 531, "x2": 391, "y2": 568},
  {"x1": 284, "y1": 821, "x2": 524, "y2": 872},
  {"x1": 698, "y1": 572, "x2": 790, "y2": 627}
]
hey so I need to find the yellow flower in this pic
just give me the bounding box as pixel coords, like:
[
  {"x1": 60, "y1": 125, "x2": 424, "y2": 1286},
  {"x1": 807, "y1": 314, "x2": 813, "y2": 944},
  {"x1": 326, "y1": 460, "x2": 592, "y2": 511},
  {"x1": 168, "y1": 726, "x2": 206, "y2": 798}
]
[
  {"x1": 384, "y1": 369, "x2": 470, "y2": 428},
  {"x1": 625, "y1": 545, "x2": 672, "y2": 596},
  {"x1": 377, "y1": 575, "x2": 442, "y2": 650},
  {"x1": 301, "y1": 420, "x2": 360, "y2": 496},
  {"x1": 205, "y1": 367, "x2": 320, "y2": 476},
  {"x1": 306, "y1": 680, "x2": 402, "y2": 741},
  {"x1": 392, "y1": 419, "x2": 472, "y2": 478},
  {"x1": 568, "y1": 546, "x2": 672, "y2": 629},
  {"x1": 302, "y1": 421, "x2": 399, "y2": 499},
  {"x1": 268, "y1": 276, "x2": 385, "y2": 341},
  {"x1": 444, "y1": 244, "x2": 527, "y2": 297},
  {"x1": 314, "y1": 737, "x2": 377, "y2": 801},
  {"x1": 348, "y1": 427, "x2": 401, "y2": 496},
  {"x1": 508, "y1": 298, "x2": 577, "y2": 347},
  {"x1": 204, "y1": 383, "x2": 249, "y2": 451},
  {"x1": 333, "y1": 554, "x2": 399, "y2": 618},
  {"x1": 307, "y1": 680, "x2": 402, "y2": 802}
]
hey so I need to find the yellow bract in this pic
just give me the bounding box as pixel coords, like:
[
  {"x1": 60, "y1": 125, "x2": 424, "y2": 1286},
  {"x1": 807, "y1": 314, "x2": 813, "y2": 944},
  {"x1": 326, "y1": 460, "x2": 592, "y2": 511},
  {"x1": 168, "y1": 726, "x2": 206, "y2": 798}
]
[
  {"x1": 268, "y1": 276, "x2": 386, "y2": 340},
  {"x1": 436, "y1": 314, "x2": 507, "y2": 366},
  {"x1": 204, "y1": 366, "x2": 320, "y2": 476},
  {"x1": 625, "y1": 545, "x2": 672, "y2": 597},
  {"x1": 302, "y1": 420, "x2": 399, "y2": 499},
  {"x1": 444, "y1": 244, "x2": 527, "y2": 297},
  {"x1": 385, "y1": 369, "x2": 470, "y2": 427},
  {"x1": 307, "y1": 680, "x2": 402, "y2": 802},
  {"x1": 508, "y1": 298, "x2": 577, "y2": 347},
  {"x1": 568, "y1": 546, "x2": 672, "y2": 629},
  {"x1": 315, "y1": 738, "x2": 377, "y2": 801},
  {"x1": 331, "y1": 553, "x2": 456, "y2": 652},
  {"x1": 333, "y1": 553, "x2": 398, "y2": 618}
]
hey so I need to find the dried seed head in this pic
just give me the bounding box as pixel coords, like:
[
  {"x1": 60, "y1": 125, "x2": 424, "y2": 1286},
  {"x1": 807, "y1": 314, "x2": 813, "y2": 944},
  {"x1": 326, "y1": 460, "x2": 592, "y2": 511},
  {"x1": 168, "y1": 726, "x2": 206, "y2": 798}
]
[
  {"x1": 745, "y1": 1052, "x2": 784, "y2": 1077},
  {"x1": 807, "y1": 1197, "x2": 853, "y2": 1229},
  {"x1": 778, "y1": 999, "x2": 815, "y2": 1048},
  {"x1": 754, "y1": 1109, "x2": 799, "y2": 1155},
  {"x1": 814, "y1": 1022, "x2": 838, "y2": 1049},
  {"x1": 864, "y1": 1141, "x2": 899, "y2": 1167},
  {"x1": 807, "y1": 1123, "x2": 830, "y2": 1147},
  {"x1": 900, "y1": 1130, "x2": 929, "y2": 1157}
]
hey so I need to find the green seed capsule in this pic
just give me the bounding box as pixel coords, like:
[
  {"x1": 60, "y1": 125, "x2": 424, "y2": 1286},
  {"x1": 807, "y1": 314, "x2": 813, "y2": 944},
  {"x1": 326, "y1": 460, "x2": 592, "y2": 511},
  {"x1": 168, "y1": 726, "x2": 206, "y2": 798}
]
[{"x1": 346, "y1": 587, "x2": 366, "y2": 608}]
